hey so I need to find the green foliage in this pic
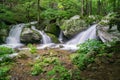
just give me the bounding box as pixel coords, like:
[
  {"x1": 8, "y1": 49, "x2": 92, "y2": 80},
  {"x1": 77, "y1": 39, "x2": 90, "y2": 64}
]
[
  {"x1": 30, "y1": 55, "x2": 59, "y2": 76},
  {"x1": 77, "y1": 39, "x2": 106, "y2": 54},
  {"x1": 85, "y1": 15, "x2": 102, "y2": 25},
  {"x1": 73, "y1": 39, "x2": 106, "y2": 70},
  {"x1": 0, "y1": 66, "x2": 11, "y2": 79},
  {"x1": 0, "y1": 59, "x2": 14, "y2": 80},
  {"x1": 31, "y1": 62, "x2": 43, "y2": 76},
  {"x1": 0, "y1": 46, "x2": 14, "y2": 57},
  {"x1": 47, "y1": 65, "x2": 71, "y2": 80},
  {"x1": 27, "y1": 44, "x2": 37, "y2": 54}
]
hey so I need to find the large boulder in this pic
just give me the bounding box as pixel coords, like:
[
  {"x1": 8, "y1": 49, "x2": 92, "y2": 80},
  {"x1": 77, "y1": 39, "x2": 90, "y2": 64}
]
[
  {"x1": 97, "y1": 13, "x2": 120, "y2": 42},
  {"x1": 46, "y1": 33, "x2": 60, "y2": 43},
  {"x1": 45, "y1": 23, "x2": 61, "y2": 37},
  {"x1": 20, "y1": 27, "x2": 41, "y2": 43},
  {"x1": 61, "y1": 15, "x2": 87, "y2": 37},
  {"x1": 97, "y1": 24, "x2": 120, "y2": 42}
]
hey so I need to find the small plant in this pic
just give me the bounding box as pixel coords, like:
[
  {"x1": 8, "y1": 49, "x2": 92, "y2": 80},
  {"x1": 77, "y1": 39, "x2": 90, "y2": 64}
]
[
  {"x1": 73, "y1": 39, "x2": 106, "y2": 70},
  {"x1": 77, "y1": 39, "x2": 106, "y2": 54},
  {"x1": 27, "y1": 44, "x2": 37, "y2": 54},
  {"x1": 0, "y1": 46, "x2": 14, "y2": 57},
  {"x1": 47, "y1": 65, "x2": 71, "y2": 80},
  {"x1": 31, "y1": 63, "x2": 43, "y2": 76},
  {"x1": 0, "y1": 60, "x2": 13, "y2": 80}
]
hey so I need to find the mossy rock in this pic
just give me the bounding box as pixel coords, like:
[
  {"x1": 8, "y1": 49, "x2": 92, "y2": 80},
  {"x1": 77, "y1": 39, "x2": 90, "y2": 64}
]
[
  {"x1": 45, "y1": 23, "x2": 60, "y2": 37},
  {"x1": 46, "y1": 33, "x2": 60, "y2": 43},
  {"x1": 20, "y1": 28, "x2": 42, "y2": 44}
]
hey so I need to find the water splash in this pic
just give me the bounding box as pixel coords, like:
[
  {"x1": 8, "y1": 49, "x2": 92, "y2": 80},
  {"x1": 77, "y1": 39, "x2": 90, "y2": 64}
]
[
  {"x1": 66, "y1": 24, "x2": 97, "y2": 45},
  {"x1": 5, "y1": 24, "x2": 25, "y2": 48},
  {"x1": 32, "y1": 26, "x2": 52, "y2": 44}
]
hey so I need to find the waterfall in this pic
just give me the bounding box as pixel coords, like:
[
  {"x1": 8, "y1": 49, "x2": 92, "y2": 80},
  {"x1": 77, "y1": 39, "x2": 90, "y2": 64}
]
[
  {"x1": 58, "y1": 30, "x2": 63, "y2": 43},
  {"x1": 66, "y1": 24, "x2": 97, "y2": 45},
  {"x1": 31, "y1": 26, "x2": 52, "y2": 44},
  {"x1": 5, "y1": 24, "x2": 25, "y2": 48}
]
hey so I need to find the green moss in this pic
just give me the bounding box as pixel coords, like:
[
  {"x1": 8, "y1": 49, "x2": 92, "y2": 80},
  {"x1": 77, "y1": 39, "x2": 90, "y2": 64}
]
[
  {"x1": 47, "y1": 33, "x2": 60, "y2": 43},
  {"x1": 45, "y1": 23, "x2": 60, "y2": 37}
]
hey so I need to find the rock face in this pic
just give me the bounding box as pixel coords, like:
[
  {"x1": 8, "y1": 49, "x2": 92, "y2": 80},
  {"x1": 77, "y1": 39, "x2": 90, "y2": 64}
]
[
  {"x1": 46, "y1": 33, "x2": 60, "y2": 43},
  {"x1": 96, "y1": 13, "x2": 120, "y2": 42},
  {"x1": 61, "y1": 15, "x2": 87, "y2": 37},
  {"x1": 45, "y1": 23, "x2": 61, "y2": 37},
  {"x1": 20, "y1": 28, "x2": 41, "y2": 43},
  {"x1": 0, "y1": 29, "x2": 8, "y2": 43},
  {"x1": 97, "y1": 24, "x2": 120, "y2": 42}
]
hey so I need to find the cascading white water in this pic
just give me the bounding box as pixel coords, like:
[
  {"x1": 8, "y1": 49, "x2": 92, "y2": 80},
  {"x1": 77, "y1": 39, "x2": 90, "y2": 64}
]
[
  {"x1": 31, "y1": 26, "x2": 52, "y2": 44},
  {"x1": 6, "y1": 24, "x2": 24, "y2": 44},
  {"x1": 5, "y1": 24, "x2": 25, "y2": 48},
  {"x1": 58, "y1": 24, "x2": 98, "y2": 51},
  {"x1": 58, "y1": 30, "x2": 63, "y2": 43},
  {"x1": 66, "y1": 24, "x2": 97, "y2": 45}
]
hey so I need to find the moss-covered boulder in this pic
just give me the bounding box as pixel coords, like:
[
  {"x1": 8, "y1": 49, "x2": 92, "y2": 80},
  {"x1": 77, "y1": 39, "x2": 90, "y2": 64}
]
[
  {"x1": 20, "y1": 27, "x2": 41, "y2": 44},
  {"x1": 46, "y1": 33, "x2": 60, "y2": 43},
  {"x1": 61, "y1": 15, "x2": 87, "y2": 37},
  {"x1": 45, "y1": 23, "x2": 61, "y2": 37}
]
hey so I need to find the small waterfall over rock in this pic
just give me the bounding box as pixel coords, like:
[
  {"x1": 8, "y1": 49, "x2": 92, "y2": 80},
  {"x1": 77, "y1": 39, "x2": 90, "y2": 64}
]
[
  {"x1": 66, "y1": 24, "x2": 97, "y2": 45},
  {"x1": 5, "y1": 24, "x2": 25, "y2": 48},
  {"x1": 58, "y1": 30, "x2": 63, "y2": 43},
  {"x1": 32, "y1": 26, "x2": 52, "y2": 44}
]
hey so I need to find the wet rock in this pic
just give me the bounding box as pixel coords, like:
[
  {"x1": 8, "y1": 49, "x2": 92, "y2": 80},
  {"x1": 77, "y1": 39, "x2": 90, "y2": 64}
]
[
  {"x1": 20, "y1": 27, "x2": 41, "y2": 43},
  {"x1": 45, "y1": 23, "x2": 61, "y2": 37},
  {"x1": 47, "y1": 33, "x2": 60, "y2": 43},
  {"x1": 96, "y1": 25, "x2": 120, "y2": 42},
  {"x1": 97, "y1": 13, "x2": 120, "y2": 42},
  {"x1": 0, "y1": 29, "x2": 8, "y2": 43}
]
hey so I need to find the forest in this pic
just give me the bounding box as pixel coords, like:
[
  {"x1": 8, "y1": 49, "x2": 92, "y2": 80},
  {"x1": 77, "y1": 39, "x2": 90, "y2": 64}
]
[{"x1": 0, "y1": 0, "x2": 120, "y2": 80}]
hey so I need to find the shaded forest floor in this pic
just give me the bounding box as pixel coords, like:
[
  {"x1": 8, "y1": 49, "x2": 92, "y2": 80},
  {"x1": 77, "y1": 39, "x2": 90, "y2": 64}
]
[{"x1": 8, "y1": 47, "x2": 120, "y2": 80}]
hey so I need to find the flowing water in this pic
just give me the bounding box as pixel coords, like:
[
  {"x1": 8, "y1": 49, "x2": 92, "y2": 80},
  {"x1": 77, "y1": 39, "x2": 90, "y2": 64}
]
[
  {"x1": 31, "y1": 26, "x2": 52, "y2": 44},
  {"x1": 4, "y1": 21, "x2": 37, "y2": 48},
  {"x1": 5, "y1": 24, "x2": 25, "y2": 48},
  {"x1": 2, "y1": 22, "x2": 98, "y2": 51},
  {"x1": 59, "y1": 24, "x2": 98, "y2": 51},
  {"x1": 58, "y1": 30, "x2": 63, "y2": 43},
  {"x1": 66, "y1": 24, "x2": 97, "y2": 45}
]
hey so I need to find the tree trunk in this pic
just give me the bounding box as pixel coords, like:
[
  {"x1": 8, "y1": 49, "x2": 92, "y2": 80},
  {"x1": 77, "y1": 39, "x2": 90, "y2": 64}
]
[
  {"x1": 113, "y1": 0, "x2": 116, "y2": 12},
  {"x1": 85, "y1": 0, "x2": 89, "y2": 15},
  {"x1": 37, "y1": 0, "x2": 40, "y2": 24},
  {"x1": 97, "y1": 0, "x2": 101, "y2": 15},
  {"x1": 89, "y1": 0, "x2": 92, "y2": 15},
  {"x1": 81, "y1": 0, "x2": 84, "y2": 16}
]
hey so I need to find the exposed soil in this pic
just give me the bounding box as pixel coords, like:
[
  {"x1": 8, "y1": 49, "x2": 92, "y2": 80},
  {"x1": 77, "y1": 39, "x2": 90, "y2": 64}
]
[
  {"x1": 9, "y1": 49, "x2": 74, "y2": 80},
  {"x1": 9, "y1": 46, "x2": 120, "y2": 80}
]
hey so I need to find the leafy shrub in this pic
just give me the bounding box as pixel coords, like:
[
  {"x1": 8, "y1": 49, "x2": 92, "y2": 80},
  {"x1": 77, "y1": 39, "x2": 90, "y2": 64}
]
[
  {"x1": 0, "y1": 61, "x2": 13, "y2": 80},
  {"x1": 27, "y1": 44, "x2": 37, "y2": 54},
  {"x1": 47, "y1": 65, "x2": 71, "y2": 80},
  {"x1": 77, "y1": 39, "x2": 106, "y2": 54},
  {"x1": 0, "y1": 46, "x2": 14, "y2": 57},
  {"x1": 31, "y1": 62, "x2": 43, "y2": 76},
  {"x1": 73, "y1": 39, "x2": 106, "y2": 70}
]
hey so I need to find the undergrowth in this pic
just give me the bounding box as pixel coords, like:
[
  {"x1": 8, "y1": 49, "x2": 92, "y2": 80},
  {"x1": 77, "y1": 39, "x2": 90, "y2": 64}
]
[{"x1": 72, "y1": 39, "x2": 107, "y2": 70}]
